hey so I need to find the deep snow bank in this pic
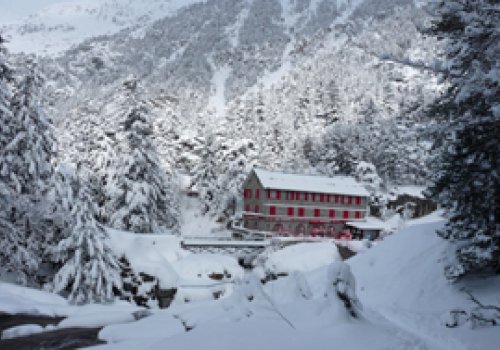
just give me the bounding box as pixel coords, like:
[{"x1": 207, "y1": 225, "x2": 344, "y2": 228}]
[{"x1": 349, "y1": 217, "x2": 500, "y2": 349}]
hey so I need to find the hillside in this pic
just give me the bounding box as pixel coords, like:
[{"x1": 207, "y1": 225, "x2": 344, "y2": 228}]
[{"x1": 3, "y1": 0, "x2": 444, "y2": 222}]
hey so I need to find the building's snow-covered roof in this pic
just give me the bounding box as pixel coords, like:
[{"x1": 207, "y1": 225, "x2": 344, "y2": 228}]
[
  {"x1": 346, "y1": 216, "x2": 387, "y2": 231},
  {"x1": 252, "y1": 168, "x2": 370, "y2": 197}
]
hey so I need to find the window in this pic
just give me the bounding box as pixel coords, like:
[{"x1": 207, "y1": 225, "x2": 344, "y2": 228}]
[
  {"x1": 256, "y1": 189, "x2": 260, "y2": 199},
  {"x1": 304, "y1": 192, "x2": 309, "y2": 201},
  {"x1": 343, "y1": 210, "x2": 349, "y2": 219},
  {"x1": 348, "y1": 196, "x2": 352, "y2": 205},
  {"x1": 298, "y1": 207, "x2": 305, "y2": 217},
  {"x1": 245, "y1": 204, "x2": 250, "y2": 212},
  {"x1": 341, "y1": 196, "x2": 345, "y2": 204},
  {"x1": 270, "y1": 206, "x2": 276, "y2": 215},
  {"x1": 314, "y1": 208, "x2": 320, "y2": 217},
  {"x1": 355, "y1": 211, "x2": 361, "y2": 219},
  {"x1": 312, "y1": 193, "x2": 316, "y2": 202},
  {"x1": 268, "y1": 190, "x2": 281, "y2": 200},
  {"x1": 290, "y1": 192, "x2": 295, "y2": 200},
  {"x1": 255, "y1": 205, "x2": 259, "y2": 213},
  {"x1": 335, "y1": 195, "x2": 339, "y2": 203},
  {"x1": 327, "y1": 195, "x2": 331, "y2": 203},
  {"x1": 320, "y1": 194, "x2": 325, "y2": 202},
  {"x1": 295, "y1": 192, "x2": 300, "y2": 201},
  {"x1": 329, "y1": 209, "x2": 335, "y2": 218},
  {"x1": 356, "y1": 196, "x2": 361, "y2": 205},
  {"x1": 288, "y1": 207, "x2": 294, "y2": 216}
]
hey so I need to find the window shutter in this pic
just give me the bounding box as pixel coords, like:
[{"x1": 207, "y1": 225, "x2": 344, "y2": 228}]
[
  {"x1": 314, "y1": 208, "x2": 320, "y2": 217},
  {"x1": 356, "y1": 196, "x2": 361, "y2": 205},
  {"x1": 270, "y1": 206, "x2": 276, "y2": 215},
  {"x1": 329, "y1": 209, "x2": 335, "y2": 218},
  {"x1": 288, "y1": 207, "x2": 294, "y2": 216},
  {"x1": 343, "y1": 210, "x2": 349, "y2": 219}
]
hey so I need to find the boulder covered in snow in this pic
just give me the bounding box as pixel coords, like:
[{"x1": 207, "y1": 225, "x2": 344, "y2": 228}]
[
  {"x1": 256, "y1": 242, "x2": 342, "y2": 279},
  {"x1": 325, "y1": 261, "x2": 362, "y2": 319}
]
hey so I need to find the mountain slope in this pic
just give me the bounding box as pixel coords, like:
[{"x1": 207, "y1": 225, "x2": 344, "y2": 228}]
[
  {"x1": 0, "y1": 0, "x2": 204, "y2": 55},
  {"x1": 3, "y1": 0, "x2": 444, "y2": 219}
]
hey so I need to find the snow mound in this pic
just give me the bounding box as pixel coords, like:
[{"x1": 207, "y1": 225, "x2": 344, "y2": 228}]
[
  {"x1": 263, "y1": 242, "x2": 342, "y2": 275},
  {"x1": 98, "y1": 311, "x2": 184, "y2": 347},
  {"x1": 172, "y1": 254, "x2": 244, "y2": 283},
  {"x1": 349, "y1": 219, "x2": 500, "y2": 349},
  {"x1": 107, "y1": 228, "x2": 188, "y2": 289},
  {"x1": 170, "y1": 254, "x2": 244, "y2": 304},
  {"x1": 0, "y1": 282, "x2": 69, "y2": 316},
  {"x1": 1, "y1": 324, "x2": 50, "y2": 340}
]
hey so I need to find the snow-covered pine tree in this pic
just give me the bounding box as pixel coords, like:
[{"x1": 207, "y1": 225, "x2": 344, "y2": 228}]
[
  {"x1": 311, "y1": 123, "x2": 359, "y2": 176},
  {"x1": 190, "y1": 133, "x2": 222, "y2": 215},
  {"x1": 0, "y1": 35, "x2": 14, "y2": 195},
  {"x1": 0, "y1": 48, "x2": 56, "y2": 285},
  {"x1": 51, "y1": 171, "x2": 122, "y2": 304},
  {"x1": 0, "y1": 35, "x2": 13, "y2": 190},
  {"x1": 81, "y1": 128, "x2": 117, "y2": 224},
  {"x1": 46, "y1": 163, "x2": 79, "y2": 251},
  {"x1": 107, "y1": 77, "x2": 180, "y2": 234},
  {"x1": 428, "y1": 0, "x2": 500, "y2": 280},
  {"x1": 3, "y1": 57, "x2": 56, "y2": 196}
]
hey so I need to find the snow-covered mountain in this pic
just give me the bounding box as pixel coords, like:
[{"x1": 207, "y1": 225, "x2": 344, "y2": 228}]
[
  {"x1": 0, "y1": 0, "x2": 204, "y2": 55},
  {"x1": 3, "y1": 0, "x2": 443, "y2": 218}
]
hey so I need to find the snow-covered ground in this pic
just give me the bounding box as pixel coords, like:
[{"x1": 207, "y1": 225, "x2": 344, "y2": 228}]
[{"x1": 1, "y1": 212, "x2": 499, "y2": 349}]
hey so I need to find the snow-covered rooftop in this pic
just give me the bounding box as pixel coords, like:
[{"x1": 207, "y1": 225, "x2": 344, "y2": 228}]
[{"x1": 252, "y1": 169, "x2": 370, "y2": 197}]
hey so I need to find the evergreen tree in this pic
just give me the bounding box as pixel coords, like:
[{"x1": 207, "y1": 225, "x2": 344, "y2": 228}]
[
  {"x1": 0, "y1": 48, "x2": 56, "y2": 285},
  {"x1": 190, "y1": 133, "x2": 221, "y2": 215},
  {"x1": 312, "y1": 123, "x2": 358, "y2": 176},
  {"x1": 0, "y1": 35, "x2": 13, "y2": 193},
  {"x1": 107, "y1": 77, "x2": 180, "y2": 233},
  {"x1": 429, "y1": 0, "x2": 500, "y2": 280},
  {"x1": 50, "y1": 172, "x2": 122, "y2": 304},
  {"x1": 6, "y1": 58, "x2": 56, "y2": 196}
]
